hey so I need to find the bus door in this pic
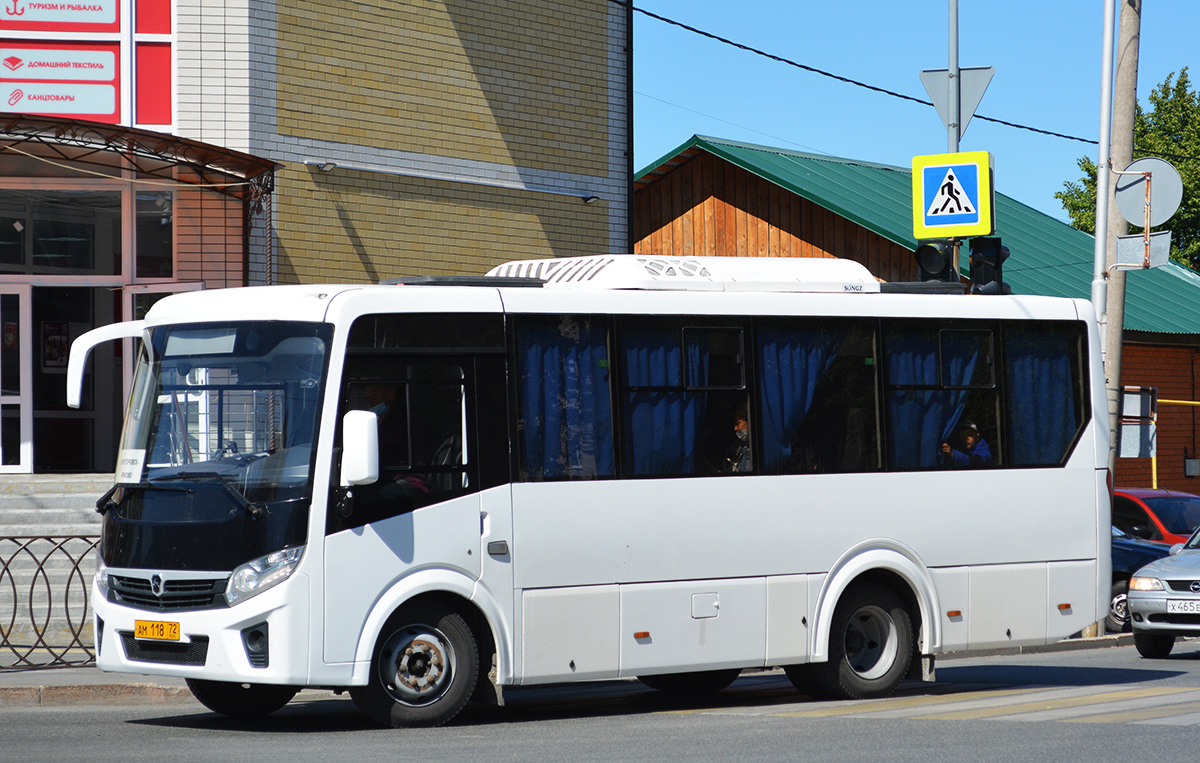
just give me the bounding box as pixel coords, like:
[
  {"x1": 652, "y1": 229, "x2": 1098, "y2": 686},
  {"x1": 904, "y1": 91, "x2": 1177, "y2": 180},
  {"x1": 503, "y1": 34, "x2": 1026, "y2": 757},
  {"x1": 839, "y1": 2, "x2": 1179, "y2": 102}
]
[{"x1": 323, "y1": 353, "x2": 511, "y2": 665}]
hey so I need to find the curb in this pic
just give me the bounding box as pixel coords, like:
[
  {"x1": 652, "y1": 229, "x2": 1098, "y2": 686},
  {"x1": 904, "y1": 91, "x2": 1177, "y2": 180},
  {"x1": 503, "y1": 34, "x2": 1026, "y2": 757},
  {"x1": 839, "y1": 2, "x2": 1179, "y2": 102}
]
[{"x1": 0, "y1": 683, "x2": 194, "y2": 707}]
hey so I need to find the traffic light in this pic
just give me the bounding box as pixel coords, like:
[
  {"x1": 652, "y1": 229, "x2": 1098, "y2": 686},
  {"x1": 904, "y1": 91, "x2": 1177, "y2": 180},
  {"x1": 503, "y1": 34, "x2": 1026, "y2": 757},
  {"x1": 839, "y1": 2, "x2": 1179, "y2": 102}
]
[
  {"x1": 913, "y1": 239, "x2": 956, "y2": 282},
  {"x1": 969, "y1": 237, "x2": 1011, "y2": 295}
]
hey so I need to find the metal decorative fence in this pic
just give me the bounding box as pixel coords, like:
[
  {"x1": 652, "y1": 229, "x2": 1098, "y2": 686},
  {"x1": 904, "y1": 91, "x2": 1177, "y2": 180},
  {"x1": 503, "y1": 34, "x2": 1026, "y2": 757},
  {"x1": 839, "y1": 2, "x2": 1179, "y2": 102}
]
[{"x1": 0, "y1": 536, "x2": 99, "y2": 669}]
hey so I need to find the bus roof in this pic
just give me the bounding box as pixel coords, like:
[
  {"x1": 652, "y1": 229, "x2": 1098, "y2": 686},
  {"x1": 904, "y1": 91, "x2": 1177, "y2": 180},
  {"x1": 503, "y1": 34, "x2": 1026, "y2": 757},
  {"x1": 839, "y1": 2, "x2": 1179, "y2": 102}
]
[
  {"x1": 138, "y1": 257, "x2": 1095, "y2": 328},
  {"x1": 486, "y1": 256, "x2": 882, "y2": 293}
]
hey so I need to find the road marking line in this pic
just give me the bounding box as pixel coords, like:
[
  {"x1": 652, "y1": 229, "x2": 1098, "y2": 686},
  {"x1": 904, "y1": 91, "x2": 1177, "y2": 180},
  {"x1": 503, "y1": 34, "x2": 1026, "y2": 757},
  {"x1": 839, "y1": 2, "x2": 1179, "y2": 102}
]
[
  {"x1": 1062, "y1": 697, "x2": 1200, "y2": 724},
  {"x1": 911, "y1": 687, "x2": 1186, "y2": 721},
  {"x1": 1136, "y1": 710, "x2": 1200, "y2": 726},
  {"x1": 769, "y1": 687, "x2": 1050, "y2": 718}
]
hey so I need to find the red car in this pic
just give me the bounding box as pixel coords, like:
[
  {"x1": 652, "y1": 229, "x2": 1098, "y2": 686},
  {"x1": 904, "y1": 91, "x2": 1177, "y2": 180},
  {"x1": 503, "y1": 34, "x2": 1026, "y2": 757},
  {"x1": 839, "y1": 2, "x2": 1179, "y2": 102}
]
[{"x1": 1113, "y1": 488, "x2": 1200, "y2": 545}]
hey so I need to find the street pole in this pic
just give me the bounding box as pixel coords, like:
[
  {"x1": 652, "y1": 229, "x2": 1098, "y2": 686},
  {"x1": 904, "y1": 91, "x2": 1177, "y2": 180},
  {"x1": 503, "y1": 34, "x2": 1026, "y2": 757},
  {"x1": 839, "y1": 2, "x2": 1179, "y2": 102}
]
[
  {"x1": 1092, "y1": 0, "x2": 1115, "y2": 318},
  {"x1": 947, "y1": 0, "x2": 961, "y2": 275},
  {"x1": 1104, "y1": 0, "x2": 1141, "y2": 475},
  {"x1": 948, "y1": 0, "x2": 959, "y2": 153}
]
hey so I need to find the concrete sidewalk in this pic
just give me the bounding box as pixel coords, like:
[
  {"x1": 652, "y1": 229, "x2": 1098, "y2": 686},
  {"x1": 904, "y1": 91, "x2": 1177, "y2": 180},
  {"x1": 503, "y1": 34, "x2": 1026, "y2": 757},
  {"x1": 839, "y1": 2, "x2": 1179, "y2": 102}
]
[{"x1": 0, "y1": 634, "x2": 1135, "y2": 708}]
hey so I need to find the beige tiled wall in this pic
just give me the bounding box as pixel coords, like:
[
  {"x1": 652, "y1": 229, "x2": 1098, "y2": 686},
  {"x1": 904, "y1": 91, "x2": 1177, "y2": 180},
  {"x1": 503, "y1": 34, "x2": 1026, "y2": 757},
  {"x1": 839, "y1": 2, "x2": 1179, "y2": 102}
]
[
  {"x1": 275, "y1": 0, "x2": 611, "y2": 175},
  {"x1": 276, "y1": 166, "x2": 609, "y2": 283}
]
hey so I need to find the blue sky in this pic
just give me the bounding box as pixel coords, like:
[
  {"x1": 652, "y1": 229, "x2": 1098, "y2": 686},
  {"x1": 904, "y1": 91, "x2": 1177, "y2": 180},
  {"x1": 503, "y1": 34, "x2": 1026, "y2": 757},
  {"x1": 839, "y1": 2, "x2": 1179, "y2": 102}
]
[{"x1": 632, "y1": 1, "x2": 1200, "y2": 223}]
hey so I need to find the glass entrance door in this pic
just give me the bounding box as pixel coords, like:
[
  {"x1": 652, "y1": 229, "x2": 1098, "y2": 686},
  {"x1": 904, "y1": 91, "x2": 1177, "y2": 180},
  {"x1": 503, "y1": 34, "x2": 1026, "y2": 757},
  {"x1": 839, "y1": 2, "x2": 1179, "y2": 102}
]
[{"x1": 0, "y1": 286, "x2": 32, "y2": 472}]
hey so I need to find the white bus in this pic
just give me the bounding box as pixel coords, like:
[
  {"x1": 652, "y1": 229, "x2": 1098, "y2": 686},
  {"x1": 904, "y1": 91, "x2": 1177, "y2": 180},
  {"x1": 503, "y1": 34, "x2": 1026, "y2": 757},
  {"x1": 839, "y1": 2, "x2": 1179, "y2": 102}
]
[{"x1": 68, "y1": 256, "x2": 1110, "y2": 727}]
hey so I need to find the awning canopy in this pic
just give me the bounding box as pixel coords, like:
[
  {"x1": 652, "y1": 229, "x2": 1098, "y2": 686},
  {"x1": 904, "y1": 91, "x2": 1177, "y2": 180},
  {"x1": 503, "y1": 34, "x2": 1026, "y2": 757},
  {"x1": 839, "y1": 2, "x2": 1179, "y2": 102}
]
[{"x1": 0, "y1": 114, "x2": 279, "y2": 209}]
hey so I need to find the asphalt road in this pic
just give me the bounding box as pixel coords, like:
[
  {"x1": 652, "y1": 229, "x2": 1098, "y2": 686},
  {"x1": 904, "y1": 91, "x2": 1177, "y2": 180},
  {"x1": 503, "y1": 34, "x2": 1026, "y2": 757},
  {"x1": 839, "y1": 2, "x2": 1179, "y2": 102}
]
[{"x1": 5, "y1": 642, "x2": 1200, "y2": 762}]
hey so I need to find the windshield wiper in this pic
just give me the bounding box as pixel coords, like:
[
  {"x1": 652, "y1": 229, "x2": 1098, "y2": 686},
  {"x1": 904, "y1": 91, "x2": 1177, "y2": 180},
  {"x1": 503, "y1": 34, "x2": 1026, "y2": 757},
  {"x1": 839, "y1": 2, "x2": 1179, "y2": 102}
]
[
  {"x1": 95, "y1": 482, "x2": 195, "y2": 515},
  {"x1": 151, "y1": 471, "x2": 266, "y2": 520}
]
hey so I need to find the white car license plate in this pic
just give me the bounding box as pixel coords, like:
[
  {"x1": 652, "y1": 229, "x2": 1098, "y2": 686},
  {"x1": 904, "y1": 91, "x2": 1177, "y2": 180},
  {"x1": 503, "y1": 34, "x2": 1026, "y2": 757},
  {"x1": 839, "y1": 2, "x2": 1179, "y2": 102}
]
[{"x1": 1166, "y1": 599, "x2": 1200, "y2": 614}]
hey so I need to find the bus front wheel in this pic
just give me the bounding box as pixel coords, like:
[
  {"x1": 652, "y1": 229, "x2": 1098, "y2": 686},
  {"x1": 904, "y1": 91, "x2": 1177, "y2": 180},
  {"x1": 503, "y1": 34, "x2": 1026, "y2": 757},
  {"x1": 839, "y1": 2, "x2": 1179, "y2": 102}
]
[
  {"x1": 351, "y1": 602, "x2": 479, "y2": 728},
  {"x1": 810, "y1": 583, "x2": 913, "y2": 700}
]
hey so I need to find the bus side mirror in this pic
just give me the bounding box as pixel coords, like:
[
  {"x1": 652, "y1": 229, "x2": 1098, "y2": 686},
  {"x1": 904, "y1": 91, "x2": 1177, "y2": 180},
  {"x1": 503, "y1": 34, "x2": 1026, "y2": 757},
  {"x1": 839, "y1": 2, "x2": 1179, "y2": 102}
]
[
  {"x1": 341, "y1": 410, "x2": 380, "y2": 486},
  {"x1": 67, "y1": 320, "x2": 146, "y2": 409}
]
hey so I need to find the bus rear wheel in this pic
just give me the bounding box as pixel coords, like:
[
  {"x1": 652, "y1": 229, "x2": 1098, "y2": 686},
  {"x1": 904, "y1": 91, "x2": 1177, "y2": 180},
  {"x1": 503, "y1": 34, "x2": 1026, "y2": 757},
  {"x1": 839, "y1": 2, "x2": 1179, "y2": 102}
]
[
  {"x1": 810, "y1": 583, "x2": 913, "y2": 699},
  {"x1": 185, "y1": 679, "x2": 297, "y2": 717},
  {"x1": 350, "y1": 602, "x2": 479, "y2": 728}
]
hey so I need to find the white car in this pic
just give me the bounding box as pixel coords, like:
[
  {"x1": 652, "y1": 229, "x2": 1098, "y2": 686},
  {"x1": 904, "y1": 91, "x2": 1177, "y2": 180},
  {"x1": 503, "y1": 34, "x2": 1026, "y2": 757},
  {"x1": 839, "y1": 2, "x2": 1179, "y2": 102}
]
[{"x1": 1127, "y1": 533, "x2": 1200, "y2": 658}]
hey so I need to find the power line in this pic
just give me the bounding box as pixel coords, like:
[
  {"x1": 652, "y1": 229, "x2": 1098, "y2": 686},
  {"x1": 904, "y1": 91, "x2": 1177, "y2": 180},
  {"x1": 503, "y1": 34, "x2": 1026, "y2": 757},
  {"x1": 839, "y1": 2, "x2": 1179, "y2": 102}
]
[
  {"x1": 623, "y1": 1, "x2": 1200, "y2": 164},
  {"x1": 635, "y1": 90, "x2": 831, "y2": 154},
  {"x1": 625, "y1": 3, "x2": 1098, "y2": 145}
]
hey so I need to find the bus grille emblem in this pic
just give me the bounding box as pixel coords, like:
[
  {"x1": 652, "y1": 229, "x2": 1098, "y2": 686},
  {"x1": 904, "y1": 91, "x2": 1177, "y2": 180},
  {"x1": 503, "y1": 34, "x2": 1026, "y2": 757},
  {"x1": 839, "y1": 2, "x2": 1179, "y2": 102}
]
[{"x1": 151, "y1": 574, "x2": 163, "y2": 597}]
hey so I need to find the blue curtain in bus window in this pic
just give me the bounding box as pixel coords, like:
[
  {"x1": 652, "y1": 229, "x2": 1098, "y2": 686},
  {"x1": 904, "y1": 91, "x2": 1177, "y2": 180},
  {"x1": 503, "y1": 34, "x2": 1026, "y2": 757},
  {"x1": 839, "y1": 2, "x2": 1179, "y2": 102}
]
[
  {"x1": 622, "y1": 329, "x2": 705, "y2": 475},
  {"x1": 1005, "y1": 328, "x2": 1076, "y2": 465},
  {"x1": 885, "y1": 331, "x2": 978, "y2": 469},
  {"x1": 516, "y1": 320, "x2": 614, "y2": 480},
  {"x1": 756, "y1": 326, "x2": 845, "y2": 471}
]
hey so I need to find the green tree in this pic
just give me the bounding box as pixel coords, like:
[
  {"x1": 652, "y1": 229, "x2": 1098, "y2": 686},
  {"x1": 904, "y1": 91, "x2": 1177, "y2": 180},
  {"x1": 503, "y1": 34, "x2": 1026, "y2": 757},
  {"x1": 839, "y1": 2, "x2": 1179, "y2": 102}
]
[{"x1": 1057, "y1": 68, "x2": 1200, "y2": 269}]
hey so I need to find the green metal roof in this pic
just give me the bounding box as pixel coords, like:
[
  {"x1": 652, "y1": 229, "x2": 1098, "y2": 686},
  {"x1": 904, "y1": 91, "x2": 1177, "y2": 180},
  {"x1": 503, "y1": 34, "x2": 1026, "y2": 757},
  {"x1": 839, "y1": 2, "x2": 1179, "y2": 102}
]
[{"x1": 636, "y1": 135, "x2": 1200, "y2": 335}]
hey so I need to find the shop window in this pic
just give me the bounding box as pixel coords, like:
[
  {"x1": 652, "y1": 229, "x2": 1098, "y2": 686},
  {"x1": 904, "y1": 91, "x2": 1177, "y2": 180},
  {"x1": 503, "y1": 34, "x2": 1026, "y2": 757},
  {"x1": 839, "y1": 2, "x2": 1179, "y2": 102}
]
[
  {"x1": 0, "y1": 190, "x2": 121, "y2": 275},
  {"x1": 136, "y1": 191, "x2": 172, "y2": 278}
]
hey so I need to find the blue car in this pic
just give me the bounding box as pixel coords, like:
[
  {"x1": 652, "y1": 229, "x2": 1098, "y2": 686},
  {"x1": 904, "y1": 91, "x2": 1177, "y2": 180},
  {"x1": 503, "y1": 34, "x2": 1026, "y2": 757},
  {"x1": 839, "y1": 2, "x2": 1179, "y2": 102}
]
[{"x1": 1110, "y1": 526, "x2": 1171, "y2": 632}]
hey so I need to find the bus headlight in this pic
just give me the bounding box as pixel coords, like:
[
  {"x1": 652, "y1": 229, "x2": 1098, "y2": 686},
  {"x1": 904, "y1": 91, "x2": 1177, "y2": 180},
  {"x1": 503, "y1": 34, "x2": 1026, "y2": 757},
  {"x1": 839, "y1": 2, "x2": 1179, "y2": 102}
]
[
  {"x1": 94, "y1": 556, "x2": 109, "y2": 599},
  {"x1": 1129, "y1": 576, "x2": 1164, "y2": 592},
  {"x1": 226, "y1": 546, "x2": 304, "y2": 605}
]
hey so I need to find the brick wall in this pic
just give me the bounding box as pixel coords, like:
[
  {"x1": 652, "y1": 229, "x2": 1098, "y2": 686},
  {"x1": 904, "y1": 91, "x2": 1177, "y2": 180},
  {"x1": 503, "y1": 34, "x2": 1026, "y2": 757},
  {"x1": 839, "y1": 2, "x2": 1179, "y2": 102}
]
[
  {"x1": 275, "y1": 0, "x2": 611, "y2": 176},
  {"x1": 276, "y1": 166, "x2": 610, "y2": 283},
  {"x1": 1117, "y1": 341, "x2": 1200, "y2": 492}
]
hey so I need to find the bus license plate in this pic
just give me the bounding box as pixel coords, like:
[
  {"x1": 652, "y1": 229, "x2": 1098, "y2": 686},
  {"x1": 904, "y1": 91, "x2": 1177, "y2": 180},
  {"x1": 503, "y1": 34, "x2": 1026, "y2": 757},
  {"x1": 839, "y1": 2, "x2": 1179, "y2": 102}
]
[
  {"x1": 1166, "y1": 600, "x2": 1200, "y2": 614},
  {"x1": 134, "y1": 620, "x2": 180, "y2": 641}
]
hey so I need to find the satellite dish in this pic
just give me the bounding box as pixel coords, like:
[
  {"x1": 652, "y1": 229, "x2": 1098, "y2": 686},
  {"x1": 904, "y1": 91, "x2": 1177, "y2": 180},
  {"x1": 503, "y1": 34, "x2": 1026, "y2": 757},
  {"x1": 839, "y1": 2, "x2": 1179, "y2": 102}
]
[{"x1": 1115, "y1": 156, "x2": 1183, "y2": 228}]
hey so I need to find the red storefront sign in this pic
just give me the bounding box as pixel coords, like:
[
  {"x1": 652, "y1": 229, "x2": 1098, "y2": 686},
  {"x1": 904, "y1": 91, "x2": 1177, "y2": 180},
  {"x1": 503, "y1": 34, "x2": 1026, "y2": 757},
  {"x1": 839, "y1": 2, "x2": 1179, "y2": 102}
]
[{"x1": 0, "y1": 40, "x2": 119, "y2": 122}]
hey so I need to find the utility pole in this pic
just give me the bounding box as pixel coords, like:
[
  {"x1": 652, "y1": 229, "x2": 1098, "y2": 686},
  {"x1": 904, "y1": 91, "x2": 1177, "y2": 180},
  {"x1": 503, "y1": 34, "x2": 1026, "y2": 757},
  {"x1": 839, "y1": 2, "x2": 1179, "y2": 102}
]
[{"x1": 1104, "y1": 0, "x2": 1141, "y2": 473}]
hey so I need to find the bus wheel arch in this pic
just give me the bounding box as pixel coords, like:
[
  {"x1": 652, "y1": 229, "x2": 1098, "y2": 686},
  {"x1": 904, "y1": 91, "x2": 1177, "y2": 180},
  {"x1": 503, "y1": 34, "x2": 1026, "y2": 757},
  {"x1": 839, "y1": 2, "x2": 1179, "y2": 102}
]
[
  {"x1": 352, "y1": 575, "x2": 509, "y2": 710},
  {"x1": 350, "y1": 598, "x2": 480, "y2": 727},
  {"x1": 803, "y1": 579, "x2": 914, "y2": 699},
  {"x1": 806, "y1": 544, "x2": 939, "y2": 699}
]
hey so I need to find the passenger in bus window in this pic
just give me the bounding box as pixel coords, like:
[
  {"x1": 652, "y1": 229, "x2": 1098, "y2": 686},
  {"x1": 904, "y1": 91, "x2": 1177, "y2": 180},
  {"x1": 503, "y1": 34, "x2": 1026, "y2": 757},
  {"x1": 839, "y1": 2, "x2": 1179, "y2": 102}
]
[
  {"x1": 939, "y1": 420, "x2": 991, "y2": 468},
  {"x1": 724, "y1": 407, "x2": 753, "y2": 473}
]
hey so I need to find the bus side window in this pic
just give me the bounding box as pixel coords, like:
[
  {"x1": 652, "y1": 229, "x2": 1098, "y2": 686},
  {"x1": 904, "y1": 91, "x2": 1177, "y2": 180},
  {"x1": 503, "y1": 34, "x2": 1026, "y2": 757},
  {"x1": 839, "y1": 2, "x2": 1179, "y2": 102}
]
[
  {"x1": 618, "y1": 321, "x2": 748, "y2": 478},
  {"x1": 515, "y1": 316, "x2": 615, "y2": 481},
  {"x1": 1002, "y1": 323, "x2": 1086, "y2": 467},
  {"x1": 882, "y1": 323, "x2": 998, "y2": 470},
  {"x1": 331, "y1": 362, "x2": 471, "y2": 532},
  {"x1": 756, "y1": 319, "x2": 880, "y2": 475}
]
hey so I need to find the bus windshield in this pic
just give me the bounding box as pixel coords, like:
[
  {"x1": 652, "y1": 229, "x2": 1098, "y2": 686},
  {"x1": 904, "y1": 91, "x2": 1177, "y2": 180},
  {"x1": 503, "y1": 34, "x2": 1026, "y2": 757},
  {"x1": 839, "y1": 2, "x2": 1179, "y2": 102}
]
[
  {"x1": 100, "y1": 321, "x2": 332, "y2": 570},
  {"x1": 123, "y1": 321, "x2": 331, "y2": 494}
]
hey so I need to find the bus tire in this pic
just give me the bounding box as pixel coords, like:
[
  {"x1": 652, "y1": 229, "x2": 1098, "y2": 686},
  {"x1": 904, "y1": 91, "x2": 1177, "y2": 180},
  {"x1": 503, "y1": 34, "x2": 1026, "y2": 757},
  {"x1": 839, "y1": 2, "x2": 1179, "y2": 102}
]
[
  {"x1": 812, "y1": 583, "x2": 913, "y2": 699},
  {"x1": 1133, "y1": 631, "x2": 1175, "y2": 659},
  {"x1": 184, "y1": 679, "x2": 297, "y2": 717},
  {"x1": 638, "y1": 668, "x2": 741, "y2": 694},
  {"x1": 350, "y1": 601, "x2": 479, "y2": 728}
]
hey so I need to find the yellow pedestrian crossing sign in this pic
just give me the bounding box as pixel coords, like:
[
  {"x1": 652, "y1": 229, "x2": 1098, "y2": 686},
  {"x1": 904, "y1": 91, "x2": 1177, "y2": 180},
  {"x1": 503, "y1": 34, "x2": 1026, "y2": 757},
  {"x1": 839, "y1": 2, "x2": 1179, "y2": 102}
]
[{"x1": 912, "y1": 151, "x2": 994, "y2": 239}]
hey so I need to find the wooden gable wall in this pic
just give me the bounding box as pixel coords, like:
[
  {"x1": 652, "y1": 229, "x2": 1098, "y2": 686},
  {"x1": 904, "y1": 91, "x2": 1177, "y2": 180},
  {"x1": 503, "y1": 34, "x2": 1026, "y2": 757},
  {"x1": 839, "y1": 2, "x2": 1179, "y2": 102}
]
[{"x1": 633, "y1": 152, "x2": 919, "y2": 282}]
